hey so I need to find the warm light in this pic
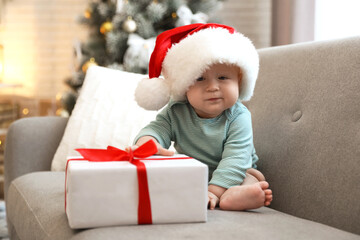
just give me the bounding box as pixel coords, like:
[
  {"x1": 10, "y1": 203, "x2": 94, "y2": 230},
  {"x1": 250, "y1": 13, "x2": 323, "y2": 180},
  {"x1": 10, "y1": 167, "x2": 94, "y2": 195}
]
[
  {"x1": 84, "y1": 9, "x2": 91, "y2": 19},
  {"x1": 56, "y1": 92, "x2": 62, "y2": 101},
  {"x1": 0, "y1": 44, "x2": 3, "y2": 82},
  {"x1": 2, "y1": 12, "x2": 39, "y2": 97},
  {"x1": 22, "y1": 108, "x2": 29, "y2": 115}
]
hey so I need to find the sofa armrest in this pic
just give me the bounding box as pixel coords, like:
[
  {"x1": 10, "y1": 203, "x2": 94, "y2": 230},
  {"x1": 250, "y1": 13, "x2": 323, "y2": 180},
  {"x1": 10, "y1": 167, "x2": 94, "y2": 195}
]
[{"x1": 4, "y1": 116, "x2": 68, "y2": 199}]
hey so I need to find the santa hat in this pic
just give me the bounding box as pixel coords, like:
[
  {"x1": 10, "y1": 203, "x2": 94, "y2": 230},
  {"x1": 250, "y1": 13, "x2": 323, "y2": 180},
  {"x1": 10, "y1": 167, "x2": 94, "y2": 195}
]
[{"x1": 135, "y1": 23, "x2": 259, "y2": 110}]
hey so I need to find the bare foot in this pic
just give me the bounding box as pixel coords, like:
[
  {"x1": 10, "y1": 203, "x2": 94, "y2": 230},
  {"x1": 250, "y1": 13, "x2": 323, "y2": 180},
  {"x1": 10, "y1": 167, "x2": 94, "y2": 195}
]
[{"x1": 219, "y1": 181, "x2": 273, "y2": 211}]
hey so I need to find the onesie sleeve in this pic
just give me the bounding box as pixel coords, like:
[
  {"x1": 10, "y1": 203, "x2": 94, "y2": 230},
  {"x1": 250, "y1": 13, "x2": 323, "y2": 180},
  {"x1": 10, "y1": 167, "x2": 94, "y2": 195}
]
[
  {"x1": 134, "y1": 106, "x2": 173, "y2": 149},
  {"x1": 209, "y1": 110, "x2": 255, "y2": 189}
]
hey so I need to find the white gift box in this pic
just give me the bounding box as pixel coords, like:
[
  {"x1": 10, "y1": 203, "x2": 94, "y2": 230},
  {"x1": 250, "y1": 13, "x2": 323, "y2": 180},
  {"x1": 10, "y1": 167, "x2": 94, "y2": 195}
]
[{"x1": 65, "y1": 154, "x2": 208, "y2": 229}]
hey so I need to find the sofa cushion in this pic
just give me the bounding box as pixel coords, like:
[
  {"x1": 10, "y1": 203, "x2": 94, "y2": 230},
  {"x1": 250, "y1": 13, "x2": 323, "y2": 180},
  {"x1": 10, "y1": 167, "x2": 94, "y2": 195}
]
[
  {"x1": 6, "y1": 172, "x2": 359, "y2": 240},
  {"x1": 51, "y1": 67, "x2": 158, "y2": 171}
]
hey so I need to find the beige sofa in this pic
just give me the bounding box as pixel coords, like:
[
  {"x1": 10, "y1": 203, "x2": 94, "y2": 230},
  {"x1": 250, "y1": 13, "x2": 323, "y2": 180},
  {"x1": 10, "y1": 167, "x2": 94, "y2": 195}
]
[{"x1": 4, "y1": 36, "x2": 360, "y2": 239}]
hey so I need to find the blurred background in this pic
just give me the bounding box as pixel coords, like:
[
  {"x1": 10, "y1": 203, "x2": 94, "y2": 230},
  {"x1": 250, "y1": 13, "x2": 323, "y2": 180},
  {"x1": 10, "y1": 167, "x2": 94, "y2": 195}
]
[{"x1": 0, "y1": 0, "x2": 359, "y2": 200}]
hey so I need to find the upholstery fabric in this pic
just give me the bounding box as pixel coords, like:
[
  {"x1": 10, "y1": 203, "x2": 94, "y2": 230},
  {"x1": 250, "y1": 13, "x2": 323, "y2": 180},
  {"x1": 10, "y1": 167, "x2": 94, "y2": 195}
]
[
  {"x1": 51, "y1": 67, "x2": 158, "y2": 171},
  {"x1": 4, "y1": 117, "x2": 68, "y2": 197},
  {"x1": 7, "y1": 172, "x2": 359, "y2": 240},
  {"x1": 248, "y1": 36, "x2": 360, "y2": 234}
]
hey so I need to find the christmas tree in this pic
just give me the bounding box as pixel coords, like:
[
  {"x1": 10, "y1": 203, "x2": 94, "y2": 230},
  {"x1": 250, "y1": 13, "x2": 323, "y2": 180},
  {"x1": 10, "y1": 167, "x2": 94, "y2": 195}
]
[{"x1": 62, "y1": 0, "x2": 224, "y2": 114}]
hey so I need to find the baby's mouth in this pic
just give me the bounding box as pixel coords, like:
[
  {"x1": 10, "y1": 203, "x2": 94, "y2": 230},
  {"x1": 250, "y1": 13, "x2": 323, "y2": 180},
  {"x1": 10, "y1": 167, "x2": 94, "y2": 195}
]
[{"x1": 206, "y1": 97, "x2": 222, "y2": 102}]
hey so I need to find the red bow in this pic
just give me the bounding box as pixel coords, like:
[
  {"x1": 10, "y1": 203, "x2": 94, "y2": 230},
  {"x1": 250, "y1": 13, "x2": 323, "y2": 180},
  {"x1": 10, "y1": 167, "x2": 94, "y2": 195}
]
[
  {"x1": 75, "y1": 139, "x2": 158, "y2": 163},
  {"x1": 66, "y1": 140, "x2": 158, "y2": 224}
]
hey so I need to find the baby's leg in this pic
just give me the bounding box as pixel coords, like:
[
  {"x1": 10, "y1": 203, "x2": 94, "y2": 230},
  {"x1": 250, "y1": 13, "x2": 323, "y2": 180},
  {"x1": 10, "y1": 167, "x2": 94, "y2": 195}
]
[
  {"x1": 219, "y1": 169, "x2": 273, "y2": 211},
  {"x1": 242, "y1": 168, "x2": 265, "y2": 185}
]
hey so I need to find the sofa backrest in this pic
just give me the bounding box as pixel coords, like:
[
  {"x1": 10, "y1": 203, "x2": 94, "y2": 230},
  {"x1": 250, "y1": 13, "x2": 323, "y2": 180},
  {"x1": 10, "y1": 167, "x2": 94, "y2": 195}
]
[{"x1": 248, "y1": 36, "x2": 360, "y2": 234}]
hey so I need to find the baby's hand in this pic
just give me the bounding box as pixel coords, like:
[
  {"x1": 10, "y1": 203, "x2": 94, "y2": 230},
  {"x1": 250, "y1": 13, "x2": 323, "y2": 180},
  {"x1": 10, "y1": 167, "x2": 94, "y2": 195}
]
[
  {"x1": 127, "y1": 136, "x2": 174, "y2": 156},
  {"x1": 208, "y1": 191, "x2": 220, "y2": 210}
]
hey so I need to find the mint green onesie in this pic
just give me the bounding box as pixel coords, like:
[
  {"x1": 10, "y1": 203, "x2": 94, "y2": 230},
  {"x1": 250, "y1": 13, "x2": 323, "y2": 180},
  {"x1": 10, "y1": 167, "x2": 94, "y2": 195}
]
[{"x1": 135, "y1": 100, "x2": 259, "y2": 189}]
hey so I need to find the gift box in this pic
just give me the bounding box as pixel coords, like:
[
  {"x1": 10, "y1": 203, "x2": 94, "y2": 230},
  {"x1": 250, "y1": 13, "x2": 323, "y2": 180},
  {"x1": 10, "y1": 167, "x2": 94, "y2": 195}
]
[{"x1": 65, "y1": 141, "x2": 208, "y2": 229}]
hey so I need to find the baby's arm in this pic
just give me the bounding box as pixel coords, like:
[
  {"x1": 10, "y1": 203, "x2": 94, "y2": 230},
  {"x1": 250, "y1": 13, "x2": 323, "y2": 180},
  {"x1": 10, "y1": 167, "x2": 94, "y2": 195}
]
[
  {"x1": 130, "y1": 136, "x2": 174, "y2": 156},
  {"x1": 207, "y1": 109, "x2": 255, "y2": 209},
  {"x1": 131, "y1": 105, "x2": 174, "y2": 156}
]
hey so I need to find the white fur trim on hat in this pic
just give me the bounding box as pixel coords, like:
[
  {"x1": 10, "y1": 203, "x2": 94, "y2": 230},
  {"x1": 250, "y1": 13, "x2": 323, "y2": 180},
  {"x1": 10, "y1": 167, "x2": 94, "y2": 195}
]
[
  {"x1": 162, "y1": 27, "x2": 259, "y2": 102},
  {"x1": 135, "y1": 77, "x2": 170, "y2": 110}
]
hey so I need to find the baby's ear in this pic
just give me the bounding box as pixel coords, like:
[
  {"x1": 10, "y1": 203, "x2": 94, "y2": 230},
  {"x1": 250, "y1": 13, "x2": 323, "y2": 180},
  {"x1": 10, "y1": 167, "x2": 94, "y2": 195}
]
[{"x1": 238, "y1": 68, "x2": 243, "y2": 81}]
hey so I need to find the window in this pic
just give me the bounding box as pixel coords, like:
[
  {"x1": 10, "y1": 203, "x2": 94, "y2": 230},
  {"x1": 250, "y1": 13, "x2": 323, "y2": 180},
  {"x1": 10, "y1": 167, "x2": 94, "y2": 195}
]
[{"x1": 315, "y1": 0, "x2": 360, "y2": 41}]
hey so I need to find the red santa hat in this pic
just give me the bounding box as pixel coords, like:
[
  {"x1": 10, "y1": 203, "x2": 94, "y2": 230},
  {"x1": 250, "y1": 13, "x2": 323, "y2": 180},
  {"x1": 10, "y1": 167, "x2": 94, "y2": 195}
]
[{"x1": 135, "y1": 23, "x2": 259, "y2": 110}]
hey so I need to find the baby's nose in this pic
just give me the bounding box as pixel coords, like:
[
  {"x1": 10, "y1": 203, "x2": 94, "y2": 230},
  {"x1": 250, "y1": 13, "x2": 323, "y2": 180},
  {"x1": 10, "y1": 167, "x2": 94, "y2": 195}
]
[{"x1": 206, "y1": 79, "x2": 219, "y2": 91}]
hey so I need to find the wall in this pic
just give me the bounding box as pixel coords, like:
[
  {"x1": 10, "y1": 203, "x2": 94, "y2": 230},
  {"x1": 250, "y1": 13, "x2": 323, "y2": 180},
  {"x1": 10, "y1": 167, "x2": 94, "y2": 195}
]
[
  {"x1": 1, "y1": 0, "x2": 88, "y2": 99},
  {"x1": 218, "y1": 0, "x2": 272, "y2": 49}
]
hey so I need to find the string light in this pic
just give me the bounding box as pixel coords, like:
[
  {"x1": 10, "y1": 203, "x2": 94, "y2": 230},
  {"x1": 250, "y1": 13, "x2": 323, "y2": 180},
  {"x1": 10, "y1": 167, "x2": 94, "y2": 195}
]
[
  {"x1": 84, "y1": 9, "x2": 91, "y2": 19},
  {"x1": 56, "y1": 93, "x2": 62, "y2": 101},
  {"x1": 22, "y1": 108, "x2": 29, "y2": 115}
]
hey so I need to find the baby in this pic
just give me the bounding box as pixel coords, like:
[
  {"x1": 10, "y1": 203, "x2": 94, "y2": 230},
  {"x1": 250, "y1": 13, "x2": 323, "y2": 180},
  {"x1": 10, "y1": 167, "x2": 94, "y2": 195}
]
[{"x1": 131, "y1": 23, "x2": 272, "y2": 210}]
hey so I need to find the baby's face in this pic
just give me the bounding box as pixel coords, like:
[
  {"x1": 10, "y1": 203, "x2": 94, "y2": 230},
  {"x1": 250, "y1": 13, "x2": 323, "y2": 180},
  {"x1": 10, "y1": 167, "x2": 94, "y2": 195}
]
[{"x1": 186, "y1": 63, "x2": 241, "y2": 118}]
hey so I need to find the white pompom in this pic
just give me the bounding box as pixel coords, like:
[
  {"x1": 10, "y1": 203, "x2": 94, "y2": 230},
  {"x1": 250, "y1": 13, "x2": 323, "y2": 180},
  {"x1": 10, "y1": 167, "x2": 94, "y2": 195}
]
[{"x1": 135, "y1": 77, "x2": 170, "y2": 110}]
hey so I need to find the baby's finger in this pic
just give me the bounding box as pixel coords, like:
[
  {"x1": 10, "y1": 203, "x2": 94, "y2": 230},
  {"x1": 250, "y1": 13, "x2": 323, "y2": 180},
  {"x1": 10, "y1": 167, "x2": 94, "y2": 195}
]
[{"x1": 209, "y1": 198, "x2": 217, "y2": 210}]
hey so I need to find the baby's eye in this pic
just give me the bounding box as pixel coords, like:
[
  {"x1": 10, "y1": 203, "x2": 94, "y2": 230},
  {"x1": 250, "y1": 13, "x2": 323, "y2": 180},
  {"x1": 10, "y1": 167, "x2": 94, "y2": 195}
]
[
  {"x1": 196, "y1": 76, "x2": 204, "y2": 81},
  {"x1": 218, "y1": 76, "x2": 228, "y2": 80}
]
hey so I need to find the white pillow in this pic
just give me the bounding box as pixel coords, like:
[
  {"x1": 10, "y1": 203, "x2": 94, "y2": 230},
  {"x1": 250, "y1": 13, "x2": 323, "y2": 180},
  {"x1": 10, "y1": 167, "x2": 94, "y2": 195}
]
[{"x1": 51, "y1": 66, "x2": 158, "y2": 171}]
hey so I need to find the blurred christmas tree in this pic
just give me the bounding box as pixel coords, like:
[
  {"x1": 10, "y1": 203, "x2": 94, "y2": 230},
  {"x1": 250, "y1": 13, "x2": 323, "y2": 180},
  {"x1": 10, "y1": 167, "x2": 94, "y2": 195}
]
[{"x1": 62, "y1": 0, "x2": 224, "y2": 114}]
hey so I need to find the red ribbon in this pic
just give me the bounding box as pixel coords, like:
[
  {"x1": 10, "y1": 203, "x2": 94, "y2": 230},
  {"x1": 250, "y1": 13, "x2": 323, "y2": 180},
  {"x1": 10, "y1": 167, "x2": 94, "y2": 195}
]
[{"x1": 65, "y1": 140, "x2": 192, "y2": 225}]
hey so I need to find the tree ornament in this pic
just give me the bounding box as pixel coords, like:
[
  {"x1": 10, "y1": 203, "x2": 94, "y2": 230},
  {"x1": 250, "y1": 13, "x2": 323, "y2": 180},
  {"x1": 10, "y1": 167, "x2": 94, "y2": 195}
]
[
  {"x1": 122, "y1": 17, "x2": 137, "y2": 33},
  {"x1": 123, "y1": 34, "x2": 156, "y2": 73},
  {"x1": 100, "y1": 21, "x2": 114, "y2": 34},
  {"x1": 82, "y1": 58, "x2": 98, "y2": 73}
]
